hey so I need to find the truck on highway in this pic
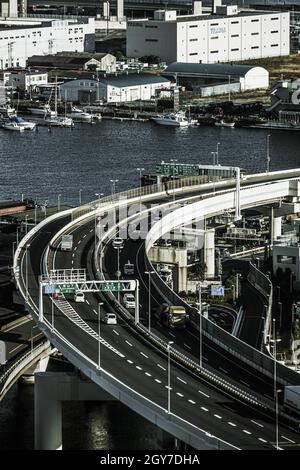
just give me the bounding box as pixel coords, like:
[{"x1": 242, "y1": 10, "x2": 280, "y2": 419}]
[
  {"x1": 61, "y1": 234, "x2": 73, "y2": 251},
  {"x1": 155, "y1": 303, "x2": 188, "y2": 330},
  {"x1": 284, "y1": 386, "x2": 300, "y2": 416}
]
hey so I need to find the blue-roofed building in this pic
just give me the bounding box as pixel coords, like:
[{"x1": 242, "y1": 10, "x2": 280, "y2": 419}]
[{"x1": 163, "y1": 61, "x2": 269, "y2": 93}]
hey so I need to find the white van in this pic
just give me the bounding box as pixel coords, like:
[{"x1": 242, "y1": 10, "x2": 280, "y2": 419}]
[
  {"x1": 74, "y1": 291, "x2": 85, "y2": 303},
  {"x1": 123, "y1": 293, "x2": 135, "y2": 309},
  {"x1": 124, "y1": 261, "x2": 134, "y2": 275}
]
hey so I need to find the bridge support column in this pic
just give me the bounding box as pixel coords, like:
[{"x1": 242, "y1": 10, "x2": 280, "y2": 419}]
[
  {"x1": 204, "y1": 229, "x2": 215, "y2": 279},
  {"x1": 271, "y1": 208, "x2": 282, "y2": 244},
  {"x1": 34, "y1": 371, "x2": 115, "y2": 450}
]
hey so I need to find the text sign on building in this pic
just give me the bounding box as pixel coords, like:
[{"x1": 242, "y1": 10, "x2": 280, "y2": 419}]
[
  {"x1": 211, "y1": 285, "x2": 225, "y2": 297},
  {"x1": 55, "y1": 283, "x2": 76, "y2": 294},
  {"x1": 156, "y1": 163, "x2": 199, "y2": 177},
  {"x1": 99, "y1": 281, "x2": 133, "y2": 292},
  {"x1": 210, "y1": 27, "x2": 226, "y2": 35}
]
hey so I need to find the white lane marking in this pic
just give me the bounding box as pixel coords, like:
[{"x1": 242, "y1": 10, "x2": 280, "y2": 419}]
[
  {"x1": 165, "y1": 386, "x2": 173, "y2": 390},
  {"x1": 77, "y1": 240, "x2": 81, "y2": 245},
  {"x1": 198, "y1": 390, "x2": 210, "y2": 398},
  {"x1": 183, "y1": 343, "x2": 191, "y2": 350},
  {"x1": 86, "y1": 300, "x2": 90, "y2": 305},
  {"x1": 228, "y1": 422, "x2": 237, "y2": 427},
  {"x1": 145, "y1": 372, "x2": 152, "y2": 377},
  {"x1": 9, "y1": 344, "x2": 25, "y2": 354},
  {"x1": 140, "y1": 352, "x2": 149, "y2": 359},
  {"x1": 177, "y1": 376, "x2": 187, "y2": 385},
  {"x1": 136, "y1": 366, "x2": 142, "y2": 371},
  {"x1": 125, "y1": 340, "x2": 133, "y2": 347},
  {"x1": 251, "y1": 420, "x2": 264, "y2": 428},
  {"x1": 93, "y1": 309, "x2": 98, "y2": 315},
  {"x1": 72, "y1": 253, "x2": 75, "y2": 257},
  {"x1": 281, "y1": 435, "x2": 296, "y2": 444},
  {"x1": 201, "y1": 407, "x2": 209, "y2": 412},
  {"x1": 219, "y1": 367, "x2": 228, "y2": 374},
  {"x1": 89, "y1": 229, "x2": 93, "y2": 233},
  {"x1": 188, "y1": 400, "x2": 196, "y2": 405},
  {"x1": 83, "y1": 234, "x2": 87, "y2": 239},
  {"x1": 157, "y1": 363, "x2": 166, "y2": 371},
  {"x1": 113, "y1": 329, "x2": 119, "y2": 336},
  {"x1": 71, "y1": 260, "x2": 74, "y2": 265},
  {"x1": 240, "y1": 380, "x2": 250, "y2": 387},
  {"x1": 258, "y1": 438, "x2": 267, "y2": 443},
  {"x1": 214, "y1": 414, "x2": 222, "y2": 420},
  {"x1": 169, "y1": 332, "x2": 175, "y2": 338},
  {"x1": 202, "y1": 356, "x2": 208, "y2": 361},
  {"x1": 176, "y1": 392, "x2": 184, "y2": 398},
  {"x1": 127, "y1": 359, "x2": 133, "y2": 364},
  {"x1": 155, "y1": 379, "x2": 162, "y2": 383},
  {"x1": 243, "y1": 430, "x2": 251, "y2": 435}
]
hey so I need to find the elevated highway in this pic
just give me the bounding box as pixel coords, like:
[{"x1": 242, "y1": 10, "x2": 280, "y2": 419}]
[{"x1": 14, "y1": 168, "x2": 300, "y2": 450}]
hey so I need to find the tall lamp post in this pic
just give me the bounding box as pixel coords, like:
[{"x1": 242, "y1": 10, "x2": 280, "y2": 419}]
[
  {"x1": 136, "y1": 167, "x2": 144, "y2": 214},
  {"x1": 266, "y1": 134, "x2": 271, "y2": 173},
  {"x1": 110, "y1": 179, "x2": 119, "y2": 196},
  {"x1": 25, "y1": 244, "x2": 30, "y2": 303},
  {"x1": 79, "y1": 189, "x2": 82, "y2": 206},
  {"x1": 145, "y1": 270, "x2": 155, "y2": 333},
  {"x1": 196, "y1": 284, "x2": 203, "y2": 368},
  {"x1": 57, "y1": 193, "x2": 61, "y2": 212},
  {"x1": 170, "y1": 158, "x2": 177, "y2": 202},
  {"x1": 97, "y1": 302, "x2": 104, "y2": 370},
  {"x1": 216, "y1": 142, "x2": 220, "y2": 165},
  {"x1": 167, "y1": 341, "x2": 174, "y2": 414},
  {"x1": 269, "y1": 318, "x2": 282, "y2": 450}
]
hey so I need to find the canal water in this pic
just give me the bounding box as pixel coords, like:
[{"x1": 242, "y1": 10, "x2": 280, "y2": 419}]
[{"x1": 0, "y1": 119, "x2": 299, "y2": 449}]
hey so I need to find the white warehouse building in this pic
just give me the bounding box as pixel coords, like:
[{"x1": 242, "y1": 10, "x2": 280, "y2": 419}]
[
  {"x1": 0, "y1": 17, "x2": 95, "y2": 69},
  {"x1": 60, "y1": 74, "x2": 171, "y2": 104},
  {"x1": 127, "y1": 8, "x2": 290, "y2": 64}
]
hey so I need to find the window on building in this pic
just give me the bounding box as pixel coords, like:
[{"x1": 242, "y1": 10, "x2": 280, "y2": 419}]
[
  {"x1": 145, "y1": 25, "x2": 158, "y2": 28},
  {"x1": 189, "y1": 25, "x2": 198, "y2": 28},
  {"x1": 190, "y1": 38, "x2": 198, "y2": 42},
  {"x1": 271, "y1": 17, "x2": 279, "y2": 20},
  {"x1": 251, "y1": 46, "x2": 259, "y2": 49},
  {"x1": 145, "y1": 39, "x2": 158, "y2": 42},
  {"x1": 231, "y1": 34, "x2": 239, "y2": 37},
  {"x1": 189, "y1": 52, "x2": 198, "y2": 56},
  {"x1": 231, "y1": 48, "x2": 239, "y2": 51},
  {"x1": 277, "y1": 255, "x2": 296, "y2": 264},
  {"x1": 210, "y1": 50, "x2": 219, "y2": 53},
  {"x1": 231, "y1": 21, "x2": 239, "y2": 24},
  {"x1": 271, "y1": 30, "x2": 279, "y2": 33},
  {"x1": 210, "y1": 23, "x2": 219, "y2": 26},
  {"x1": 211, "y1": 36, "x2": 219, "y2": 40},
  {"x1": 251, "y1": 19, "x2": 259, "y2": 22},
  {"x1": 271, "y1": 44, "x2": 279, "y2": 47},
  {"x1": 251, "y1": 32, "x2": 259, "y2": 35}
]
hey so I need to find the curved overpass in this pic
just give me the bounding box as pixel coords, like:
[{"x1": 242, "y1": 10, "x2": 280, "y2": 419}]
[{"x1": 14, "y1": 169, "x2": 300, "y2": 450}]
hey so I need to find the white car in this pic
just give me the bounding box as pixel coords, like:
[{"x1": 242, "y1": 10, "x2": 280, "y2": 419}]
[
  {"x1": 112, "y1": 237, "x2": 124, "y2": 249},
  {"x1": 123, "y1": 293, "x2": 135, "y2": 309},
  {"x1": 104, "y1": 313, "x2": 117, "y2": 325},
  {"x1": 74, "y1": 291, "x2": 85, "y2": 302}
]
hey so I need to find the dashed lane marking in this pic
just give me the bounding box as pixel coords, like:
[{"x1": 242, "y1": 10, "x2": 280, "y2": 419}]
[
  {"x1": 188, "y1": 400, "x2": 196, "y2": 405},
  {"x1": 155, "y1": 379, "x2": 162, "y2": 383},
  {"x1": 176, "y1": 392, "x2": 184, "y2": 398},
  {"x1": 177, "y1": 377, "x2": 187, "y2": 385},
  {"x1": 140, "y1": 352, "x2": 149, "y2": 359},
  {"x1": 125, "y1": 340, "x2": 133, "y2": 347},
  {"x1": 240, "y1": 380, "x2": 250, "y2": 387},
  {"x1": 251, "y1": 420, "x2": 264, "y2": 428},
  {"x1": 201, "y1": 407, "x2": 209, "y2": 412},
  {"x1": 219, "y1": 367, "x2": 228, "y2": 374},
  {"x1": 214, "y1": 414, "x2": 222, "y2": 419},
  {"x1": 145, "y1": 372, "x2": 152, "y2": 377},
  {"x1": 258, "y1": 438, "x2": 267, "y2": 443},
  {"x1": 127, "y1": 359, "x2": 133, "y2": 364},
  {"x1": 281, "y1": 436, "x2": 296, "y2": 444},
  {"x1": 157, "y1": 364, "x2": 166, "y2": 371},
  {"x1": 243, "y1": 430, "x2": 251, "y2": 435},
  {"x1": 136, "y1": 366, "x2": 142, "y2": 371},
  {"x1": 228, "y1": 422, "x2": 237, "y2": 427},
  {"x1": 183, "y1": 343, "x2": 191, "y2": 350},
  {"x1": 198, "y1": 390, "x2": 210, "y2": 398},
  {"x1": 169, "y1": 332, "x2": 175, "y2": 338},
  {"x1": 113, "y1": 330, "x2": 119, "y2": 336}
]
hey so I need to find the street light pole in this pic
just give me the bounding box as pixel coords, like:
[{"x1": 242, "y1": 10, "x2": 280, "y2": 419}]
[
  {"x1": 110, "y1": 179, "x2": 119, "y2": 196},
  {"x1": 25, "y1": 244, "x2": 30, "y2": 303},
  {"x1": 98, "y1": 302, "x2": 104, "y2": 370},
  {"x1": 145, "y1": 271, "x2": 155, "y2": 333},
  {"x1": 167, "y1": 341, "x2": 174, "y2": 414},
  {"x1": 79, "y1": 189, "x2": 82, "y2": 206},
  {"x1": 170, "y1": 159, "x2": 177, "y2": 202},
  {"x1": 232, "y1": 284, "x2": 236, "y2": 303},
  {"x1": 216, "y1": 142, "x2": 220, "y2": 165},
  {"x1": 198, "y1": 284, "x2": 202, "y2": 368},
  {"x1": 57, "y1": 193, "x2": 61, "y2": 212},
  {"x1": 266, "y1": 134, "x2": 271, "y2": 173},
  {"x1": 136, "y1": 167, "x2": 144, "y2": 214}
]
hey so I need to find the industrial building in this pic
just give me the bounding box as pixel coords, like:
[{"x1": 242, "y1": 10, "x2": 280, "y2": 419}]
[
  {"x1": 268, "y1": 78, "x2": 300, "y2": 121},
  {"x1": 127, "y1": 5, "x2": 290, "y2": 64},
  {"x1": 27, "y1": 52, "x2": 116, "y2": 73},
  {"x1": 59, "y1": 73, "x2": 171, "y2": 104},
  {"x1": 163, "y1": 62, "x2": 269, "y2": 95},
  {"x1": 8, "y1": 69, "x2": 48, "y2": 91},
  {"x1": 0, "y1": 15, "x2": 95, "y2": 69}
]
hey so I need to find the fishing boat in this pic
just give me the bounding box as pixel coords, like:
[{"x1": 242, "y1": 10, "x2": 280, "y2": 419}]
[
  {"x1": 2, "y1": 121, "x2": 25, "y2": 132},
  {"x1": 152, "y1": 112, "x2": 189, "y2": 127},
  {"x1": 215, "y1": 120, "x2": 235, "y2": 128}
]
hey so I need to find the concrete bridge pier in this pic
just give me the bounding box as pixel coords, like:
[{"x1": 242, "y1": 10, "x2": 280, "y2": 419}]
[
  {"x1": 272, "y1": 215, "x2": 282, "y2": 243},
  {"x1": 34, "y1": 371, "x2": 115, "y2": 450},
  {"x1": 204, "y1": 229, "x2": 215, "y2": 278}
]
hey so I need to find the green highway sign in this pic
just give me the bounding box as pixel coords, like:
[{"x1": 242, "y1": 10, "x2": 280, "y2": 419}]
[
  {"x1": 99, "y1": 281, "x2": 131, "y2": 292},
  {"x1": 156, "y1": 163, "x2": 199, "y2": 177},
  {"x1": 55, "y1": 283, "x2": 76, "y2": 294}
]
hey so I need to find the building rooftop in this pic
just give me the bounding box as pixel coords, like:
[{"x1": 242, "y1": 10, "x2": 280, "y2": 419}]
[
  {"x1": 165, "y1": 62, "x2": 265, "y2": 77},
  {"x1": 97, "y1": 73, "x2": 170, "y2": 87}
]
